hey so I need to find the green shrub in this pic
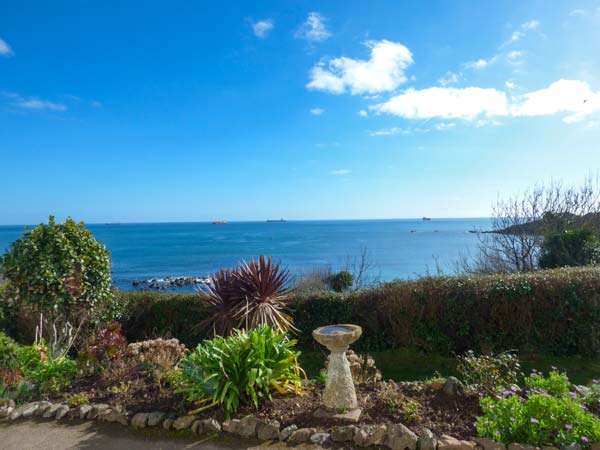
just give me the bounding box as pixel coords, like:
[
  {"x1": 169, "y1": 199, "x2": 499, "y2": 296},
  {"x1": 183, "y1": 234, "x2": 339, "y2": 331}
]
[
  {"x1": 0, "y1": 216, "x2": 114, "y2": 327},
  {"x1": 16, "y1": 343, "x2": 77, "y2": 394},
  {"x1": 456, "y1": 350, "x2": 522, "y2": 395},
  {"x1": 0, "y1": 332, "x2": 20, "y2": 369},
  {"x1": 539, "y1": 229, "x2": 600, "y2": 269},
  {"x1": 118, "y1": 266, "x2": 600, "y2": 356},
  {"x1": 179, "y1": 325, "x2": 303, "y2": 418},
  {"x1": 477, "y1": 371, "x2": 600, "y2": 447},
  {"x1": 329, "y1": 271, "x2": 354, "y2": 292}
]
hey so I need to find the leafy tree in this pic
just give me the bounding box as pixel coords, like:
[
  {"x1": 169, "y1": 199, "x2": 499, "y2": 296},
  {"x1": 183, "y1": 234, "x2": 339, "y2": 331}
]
[
  {"x1": 538, "y1": 229, "x2": 600, "y2": 269},
  {"x1": 0, "y1": 216, "x2": 113, "y2": 326},
  {"x1": 329, "y1": 270, "x2": 354, "y2": 292}
]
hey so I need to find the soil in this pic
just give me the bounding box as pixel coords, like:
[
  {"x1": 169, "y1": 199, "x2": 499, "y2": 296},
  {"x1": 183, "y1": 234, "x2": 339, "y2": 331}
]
[{"x1": 51, "y1": 374, "x2": 481, "y2": 440}]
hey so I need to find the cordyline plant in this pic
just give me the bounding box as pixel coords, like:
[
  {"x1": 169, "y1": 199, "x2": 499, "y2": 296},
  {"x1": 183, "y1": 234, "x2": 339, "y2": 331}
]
[{"x1": 200, "y1": 255, "x2": 297, "y2": 336}]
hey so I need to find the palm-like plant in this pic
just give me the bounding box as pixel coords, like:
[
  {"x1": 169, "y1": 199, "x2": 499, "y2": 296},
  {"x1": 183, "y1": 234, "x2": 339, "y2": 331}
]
[
  {"x1": 234, "y1": 256, "x2": 297, "y2": 333},
  {"x1": 201, "y1": 268, "x2": 243, "y2": 336},
  {"x1": 200, "y1": 256, "x2": 297, "y2": 335}
]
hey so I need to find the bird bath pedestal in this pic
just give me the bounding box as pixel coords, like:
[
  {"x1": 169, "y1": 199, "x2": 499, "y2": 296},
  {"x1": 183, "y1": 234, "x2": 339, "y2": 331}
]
[{"x1": 312, "y1": 324, "x2": 362, "y2": 422}]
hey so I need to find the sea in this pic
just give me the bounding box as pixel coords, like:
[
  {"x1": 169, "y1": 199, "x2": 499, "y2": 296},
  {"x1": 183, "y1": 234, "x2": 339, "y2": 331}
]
[{"x1": 0, "y1": 218, "x2": 491, "y2": 291}]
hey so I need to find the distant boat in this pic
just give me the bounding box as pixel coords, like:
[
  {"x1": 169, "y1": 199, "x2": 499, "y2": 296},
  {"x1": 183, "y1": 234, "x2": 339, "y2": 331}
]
[
  {"x1": 422, "y1": 217, "x2": 432, "y2": 221},
  {"x1": 212, "y1": 221, "x2": 227, "y2": 225},
  {"x1": 267, "y1": 218, "x2": 286, "y2": 222}
]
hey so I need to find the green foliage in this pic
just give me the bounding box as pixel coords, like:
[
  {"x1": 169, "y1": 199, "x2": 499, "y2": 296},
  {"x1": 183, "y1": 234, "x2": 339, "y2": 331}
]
[
  {"x1": 63, "y1": 391, "x2": 90, "y2": 407},
  {"x1": 179, "y1": 325, "x2": 303, "y2": 418},
  {"x1": 329, "y1": 271, "x2": 354, "y2": 292},
  {"x1": 0, "y1": 216, "x2": 114, "y2": 325},
  {"x1": 16, "y1": 343, "x2": 77, "y2": 394},
  {"x1": 456, "y1": 350, "x2": 522, "y2": 395},
  {"x1": 539, "y1": 229, "x2": 600, "y2": 269},
  {"x1": 477, "y1": 394, "x2": 600, "y2": 447},
  {"x1": 526, "y1": 369, "x2": 571, "y2": 397},
  {"x1": 0, "y1": 332, "x2": 20, "y2": 369},
  {"x1": 118, "y1": 266, "x2": 600, "y2": 356},
  {"x1": 202, "y1": 255, "x2": 296, "y2": 335}
]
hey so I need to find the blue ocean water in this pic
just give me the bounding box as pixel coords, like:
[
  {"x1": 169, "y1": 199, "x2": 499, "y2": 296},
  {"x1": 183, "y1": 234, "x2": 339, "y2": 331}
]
[{"x1": 0, "y1": 219, "x2": 490, "y2": 291}]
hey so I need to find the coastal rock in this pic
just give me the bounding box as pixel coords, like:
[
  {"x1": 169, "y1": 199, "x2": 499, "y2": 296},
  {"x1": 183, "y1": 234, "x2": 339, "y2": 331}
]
[
  {"x1": 442, "y1": 377, "x2": 465, "y2": 396},
  {"x1": 131, "y1": 413, "x2": 149, "y2": 428},
  {"x1": 35, "y1": 401, "x2": 53, "y2": 416},
  {"x1": 310, "y1": 433, "x2": 331, "y2": 445},
  {"x1": 438, "y1": 435, "x2": 476, "y2": 450},
  {"x1": 99, "y1": 406, "x2": 129, "y2": 425},
  {"x1": 191, "y1": 420, "x2": 203, "y2": 434},
  {"x1": 331, "y1": 425, "x2": 357, "y2": 442},
  {"x1": 289, "y1": 428, "x2": 316, "y2": 443},
  {"x1": 202, "y1": 418, "x2": 221, "y2": 434},
  {"x1": 474, "y1": 437, "x2": 507, "y2": 450},
  {"x1": 55, "y1": 405, "x2": 70, "y2": 420},
  {"x1": 79, "y1": 404, "x2": 93, "y2": 420},
  {"x1": 163, "y1": 418, "x2": 175, "y2": 431},
  {"x1": 147, "y1": 411, "x2": 166, "y2": 427},
  {"x1": 223, "y1": 419, "x2": 241, "y2": 434},
  {"x1": 257, "y1": 420, "x2": 280, "y2": 441},
  {"x1": 88, "y1": 404, "x2": 110, "y2": 420},
  {"x1": 279, "y1": 424, "x2": 298, "y2": 441},
  {"x1": 173, "y1": 415, "x2": 196, "y2": 430},
  {"x1": 385, "y1": 423, "x2": 418, "y2": 450},
  {"x1": 238, "y1": 415, "x2": 258, "y2": 439},
  {"x1": 418, "y1": 428, "x2": 437, "y2": 450}
]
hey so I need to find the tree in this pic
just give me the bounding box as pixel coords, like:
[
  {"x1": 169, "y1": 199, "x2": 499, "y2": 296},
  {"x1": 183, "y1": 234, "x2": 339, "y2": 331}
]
[
  {"x1": 0, "y1": 216, "x2": 114, "y2": 327},
  {"x1": 538, "y1": 228, "x2": 600, "y2": 269},
  {"x1": 462, "y1": 176, "x2": 600, "y2": 274}
]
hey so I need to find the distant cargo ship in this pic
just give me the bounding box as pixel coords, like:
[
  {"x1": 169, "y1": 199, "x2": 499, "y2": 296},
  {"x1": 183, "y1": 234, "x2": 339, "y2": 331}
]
[
  {"x1": 212, "y1": 221, "x2": 227, "y2": 225},
  {"x1": 267, "y1": 218, "x2": 286, "y2": 222},
  {"x1": 422, "y1": 217, "x2": 432, "y2": 221}
]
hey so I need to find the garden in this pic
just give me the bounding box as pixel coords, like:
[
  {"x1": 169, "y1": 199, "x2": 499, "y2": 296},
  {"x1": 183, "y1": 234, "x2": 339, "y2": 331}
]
[{"x1": 2, "y1": 217, "x2": 600, "y2": 450}]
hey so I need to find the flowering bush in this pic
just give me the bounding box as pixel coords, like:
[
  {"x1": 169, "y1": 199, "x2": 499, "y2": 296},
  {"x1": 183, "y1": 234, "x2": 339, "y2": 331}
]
[
  {"x1": 476, "y1": 370, "x2": 600, "y2": 447},
  {"x1": 456, "y1": 350, "x2": 522, "y2": 395}
]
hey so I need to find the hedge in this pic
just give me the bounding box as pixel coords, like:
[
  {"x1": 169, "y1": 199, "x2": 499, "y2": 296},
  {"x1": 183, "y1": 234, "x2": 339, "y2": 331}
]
[{"x1": 118, "y1": 267, "x2": 600, "y2": 356}]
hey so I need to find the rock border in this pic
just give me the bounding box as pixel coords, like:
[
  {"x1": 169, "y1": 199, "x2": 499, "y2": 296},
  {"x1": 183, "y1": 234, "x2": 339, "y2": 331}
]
[{"x1": 1, "y1": 400, "x2": 597, "y2": 450}]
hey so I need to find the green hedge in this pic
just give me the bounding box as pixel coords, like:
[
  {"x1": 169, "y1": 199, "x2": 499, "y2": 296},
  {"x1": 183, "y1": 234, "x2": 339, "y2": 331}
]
[{"x1": 119, "y1": 267, "x2": 600, "y2": 356}]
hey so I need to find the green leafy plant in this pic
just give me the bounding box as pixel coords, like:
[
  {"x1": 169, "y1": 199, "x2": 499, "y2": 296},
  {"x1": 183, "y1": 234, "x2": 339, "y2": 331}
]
[
  {"x1": 539, "y1": 229, "x2": 600, "y2": 269},
  {"x1": 329, "y1": 271, "x2": 354, "y2": 292},
  {"x1": 476, "y1": 370, "x2": 600, "y2": 447},
  {"x1": 16, "y1": 343, "x2": 77, "y2": 394},
  {"x1": 378, "y1": 381, "x2": 422, "y2": 422},
  {"x1": 63, "y1": 391, "x2": 90, "y2": 407},
  {"x1": 179, "y1": 325, "x2": 304, "y2": 418},
  {"x1": 0, "y1": 216, "x2": 114, "y2": 327},
  {"x1": 0, "y1": 332, "x2": 20, "y2": 369},
  {"x1": 456, "y1": 350, "x2": 522, "y2": 395},
  {"x1": 201, "y1": 256, "x2": 296, "y2": 335}
]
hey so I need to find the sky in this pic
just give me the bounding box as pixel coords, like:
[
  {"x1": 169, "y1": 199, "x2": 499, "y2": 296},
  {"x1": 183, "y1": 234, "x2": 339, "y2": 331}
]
[{"x1": 1, "y1": 1, "x2": 600, "y2": 224}]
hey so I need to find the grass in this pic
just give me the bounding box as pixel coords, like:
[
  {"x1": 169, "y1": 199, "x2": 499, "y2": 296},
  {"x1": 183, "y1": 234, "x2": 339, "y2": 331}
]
[{"x1": 299, "y1": 349, "x2": 600, "y2": 386}]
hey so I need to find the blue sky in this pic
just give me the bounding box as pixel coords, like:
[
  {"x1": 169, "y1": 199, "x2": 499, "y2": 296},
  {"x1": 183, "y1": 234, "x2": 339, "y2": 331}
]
[{"x1": 1, "y1": 1, "x2": 600, "y2": 224}]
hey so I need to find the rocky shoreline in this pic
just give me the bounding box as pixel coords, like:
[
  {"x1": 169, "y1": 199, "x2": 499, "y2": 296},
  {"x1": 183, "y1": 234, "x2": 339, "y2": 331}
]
[{"x1": 131, "y1": 276, "x2": 212, "y2": 290}]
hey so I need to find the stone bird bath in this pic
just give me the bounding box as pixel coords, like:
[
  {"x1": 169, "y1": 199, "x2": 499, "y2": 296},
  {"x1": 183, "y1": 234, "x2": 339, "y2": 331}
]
[{"x1": 312, "y1": 324, "x2": 362, "y2": 422}]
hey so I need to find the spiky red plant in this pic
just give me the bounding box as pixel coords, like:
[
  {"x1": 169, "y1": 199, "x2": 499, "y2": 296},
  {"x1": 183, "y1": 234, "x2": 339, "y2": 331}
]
[
  {"x1": 201, "y1": 268, "x2": 244, "y2": 336},
  {"x1": 200, "y1": 256, "x2": 297, "y2": 336},
  {"x1": 233, "y1": 255, "x2": 297, "y2": 333}
]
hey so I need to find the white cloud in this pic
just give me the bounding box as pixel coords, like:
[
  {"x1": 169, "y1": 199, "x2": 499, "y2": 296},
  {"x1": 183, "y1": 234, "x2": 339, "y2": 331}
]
[
  {"x1": 307, "y1": 40, "x2": 414, "y2": 95},
  {"x1": 507, "y1": 50, "x2": 522, "y2": 62},
  {"x1": 371, "y1": 86, "x2": 508, "y2": 120},
  {"x1": 510, "y1": 79, "x2": 600, "y2": 123},
  {"x1": 569, "y1": 9, "x2": 586, "y2": 16},
  {"x1": 505, "y1": 81, "x2": 517, "y2": 90},
  {"x1": 330, "y1": 169, "x2": 351, "y2": 175},
  {"x1": 310, "y1": 107, "x2": 325, "y2": 115},
  {"x1": 509, "y1": 19, "x2": 540, "y2": 43},
  {"x1": 439, "y1": 71, "x2": 460, "y2": 86},
  {"x1": 368, "y1": 127, "x2": 406, "y2": 136},
  {"x1": 14, "y1": 98, "x2": 67, "y2": 111},
  {"x1": 252, "y1": 20, "x2": 274, "y2": 38},
  {"x1": 0, "y1": 38, "x2": 13, "y2": 56},
  {"x1": 359, "y1": 109, "x2": 368, "y2": 117},
  {"x1": 464, "y1": 56, "x2": 498, "y2": 70},
  {"x1": 295, "y1": 12, "x2": 331, "y2": 42},
  {"x1": 435, "y1": 122, "x2": 456, "y2": 130}
]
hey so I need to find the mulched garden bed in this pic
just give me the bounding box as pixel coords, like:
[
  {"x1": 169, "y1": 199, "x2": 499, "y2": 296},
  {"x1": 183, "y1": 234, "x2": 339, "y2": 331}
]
[{"x1": 50, "y1": 373, "x2": 481, "y2": 440}]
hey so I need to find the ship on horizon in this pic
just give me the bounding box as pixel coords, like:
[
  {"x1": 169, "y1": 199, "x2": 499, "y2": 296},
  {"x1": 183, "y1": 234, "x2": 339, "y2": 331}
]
[{"x1": 266, "y1": 218, "x2": 286, "y2": 222}]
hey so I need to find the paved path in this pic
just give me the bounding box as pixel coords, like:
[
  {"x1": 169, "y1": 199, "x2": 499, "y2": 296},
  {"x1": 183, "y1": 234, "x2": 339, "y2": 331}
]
[{"x1": 0, "y1": 420, "x2": 258, "y2": 450}]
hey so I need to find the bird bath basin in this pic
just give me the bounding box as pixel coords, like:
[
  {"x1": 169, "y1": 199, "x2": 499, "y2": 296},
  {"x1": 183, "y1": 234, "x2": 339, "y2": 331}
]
[{"x1": 312, "y1": 324, "x2": 362, "y2": 422}]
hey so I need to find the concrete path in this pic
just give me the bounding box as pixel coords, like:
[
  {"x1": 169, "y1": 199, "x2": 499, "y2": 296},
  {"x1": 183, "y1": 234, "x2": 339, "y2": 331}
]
[{"x1": 0, "y1": 420, "x2": 258, "y2": 450}]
